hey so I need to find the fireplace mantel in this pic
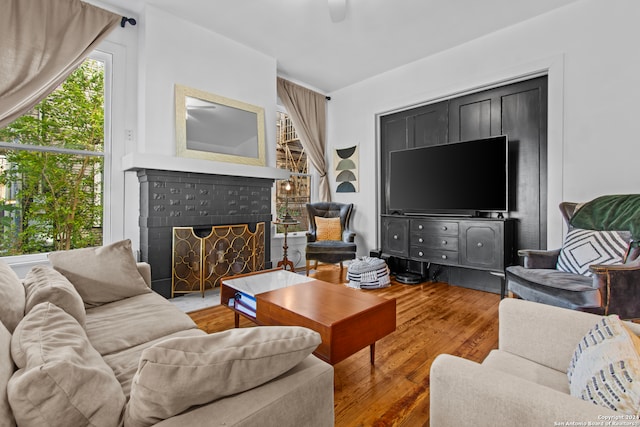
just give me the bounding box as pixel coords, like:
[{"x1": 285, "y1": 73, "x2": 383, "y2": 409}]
[
  {"x1": 135, "y1": 168, "x2": 277, "y2": 298},
  {"x1": 123, "y1": 152, "x2": 289, "y2": 181}
]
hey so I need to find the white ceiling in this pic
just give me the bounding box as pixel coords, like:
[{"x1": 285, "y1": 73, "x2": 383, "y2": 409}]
[{"x1": 100, "y1": 0, "x2": 581, "y2": 93}]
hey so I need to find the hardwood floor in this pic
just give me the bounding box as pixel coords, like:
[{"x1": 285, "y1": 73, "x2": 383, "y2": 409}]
[{"x1": 188, "y1": 265, "x2": 501, "y2": 426}]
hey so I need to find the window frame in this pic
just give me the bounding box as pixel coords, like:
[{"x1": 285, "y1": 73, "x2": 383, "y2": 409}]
[
  {"x1": 0, "y1": 50, "x2": 113, "y2": 265},
  {"x1": 274, "y1": 109, "x2": 312, "y2": 237}
]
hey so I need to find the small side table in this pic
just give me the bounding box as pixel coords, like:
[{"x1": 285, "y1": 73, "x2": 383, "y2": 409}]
[{"x1": 273, "y1": 219, "x2": 299, "y2": 272}]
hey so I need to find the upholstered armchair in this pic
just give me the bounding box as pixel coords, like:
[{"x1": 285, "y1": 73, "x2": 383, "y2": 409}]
[
  {"x1": 506, "y1": 198, "x2": 640, "y2": 319},
  {"x1": 305, "y1": 202, "x2": 356, "y2": 276}
]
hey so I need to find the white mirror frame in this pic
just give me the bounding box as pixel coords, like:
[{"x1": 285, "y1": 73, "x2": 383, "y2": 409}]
[{"x1": 175, "y1": 84, "x2": 266, "y2": 166}]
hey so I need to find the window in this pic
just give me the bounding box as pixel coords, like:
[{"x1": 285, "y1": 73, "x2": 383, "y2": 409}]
[
  {"x1": 275, "y1": 111, "x2": 310, "y2": 233},
  {"x1": 0, "y1": 57, "x2": 107, "y2": 255}
]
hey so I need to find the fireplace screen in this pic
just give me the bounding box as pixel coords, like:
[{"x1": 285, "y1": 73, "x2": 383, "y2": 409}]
[{"x1": 172, "y1": 223, "x2": 265, "y2": 297}]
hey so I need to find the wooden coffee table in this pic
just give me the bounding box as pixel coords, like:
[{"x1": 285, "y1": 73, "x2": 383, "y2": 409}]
[{"x1": 221, "y1": 269, "x2": 396, "y2": 365}]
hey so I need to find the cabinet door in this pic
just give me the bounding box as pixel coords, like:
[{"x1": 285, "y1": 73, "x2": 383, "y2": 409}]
[
  {"x1": 381, "y1": 217, "x2": 409, "y2": 257},
  {"x1": 460, "y1": 222, "x2": 504, "y2": 271},
  {"x1": 409, "y1": 102, "x2": 448, "y2": 148},
  {"x1": 449, "y1": 77, "x2": 547, "y2": 251},
  {"x1": 379, "y1": 101, "x2": 448, "y2": 214}
]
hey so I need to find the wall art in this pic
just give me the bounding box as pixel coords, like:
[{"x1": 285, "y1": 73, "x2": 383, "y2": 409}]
[{"x1": 334, "y1": 144, "x2": 359, "y2": 193}]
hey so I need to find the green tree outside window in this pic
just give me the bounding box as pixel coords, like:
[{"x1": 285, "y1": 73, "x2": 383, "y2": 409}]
[{"x1": 0, "y1": 59, "x2": 105, "y2": 255}]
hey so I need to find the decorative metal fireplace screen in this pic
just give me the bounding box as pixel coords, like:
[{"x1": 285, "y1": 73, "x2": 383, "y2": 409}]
[{"x1": 172, "y1": 222, "x2": 265, "y2": 297}]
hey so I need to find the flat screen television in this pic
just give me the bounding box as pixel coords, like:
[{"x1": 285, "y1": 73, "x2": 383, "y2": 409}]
[{"x1": 388, "y1": 135, "x2": 509, "y2": 215}]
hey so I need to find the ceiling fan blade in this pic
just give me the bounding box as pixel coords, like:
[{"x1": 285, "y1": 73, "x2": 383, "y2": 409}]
[{"x1": 328, "y1": 0, "x2": 347, "y2": 23}]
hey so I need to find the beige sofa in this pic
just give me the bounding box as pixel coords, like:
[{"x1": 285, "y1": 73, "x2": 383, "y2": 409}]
[
  {"x1": 430, "y1": 298, "x2": 640, "y2": 426},
  {"x1": 0, "y1": 240, "x2": 334, "y2": 427}
]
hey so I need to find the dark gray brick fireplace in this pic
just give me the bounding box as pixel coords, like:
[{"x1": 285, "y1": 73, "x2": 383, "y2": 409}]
[{"x1": 137, "y1": 169, "x2": 273, "y2": 298}]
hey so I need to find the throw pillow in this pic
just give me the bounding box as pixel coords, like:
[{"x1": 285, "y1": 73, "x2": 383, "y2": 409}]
[
  {"x1": 125, "y1": 326, "x2": 321, "y2": 427},
  {"x1": 23, "y1": 265, "x2": 86, "y2": 327},
  {"x1": 8, "y1": 302, "x2": 126, "y2": 427},
  {"x1": 48, "y1": 239, "x2": 150, "y2": 308},
  {"x1": 0, "y1": 259, "x2": 25, "y2": 333},
  {"x1": 567, "y1": 314, "x2": 640, "y2": 414},
  {"x1": 0, "y1": 322, "x2": 15, "y2": 427},
  {"x1": 556, "y1": 228, "x2": 628, "y2": 276},
  {"x1": 316, "y1": 217, "x2": 342, "y2": 241}
]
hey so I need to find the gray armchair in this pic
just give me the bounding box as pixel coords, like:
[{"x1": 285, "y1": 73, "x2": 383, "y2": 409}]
[
  {"x1": 305, "y1": 202, "x2": 356, "y2": 276},
  {"x1": 506, "y1": 200, "x2": 640, "y2": 319}
]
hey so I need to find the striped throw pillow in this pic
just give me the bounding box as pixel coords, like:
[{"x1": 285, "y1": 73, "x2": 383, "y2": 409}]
[
  {"x1": 556, "y1": 229, "x2": 628, "y2": 276},
  {"x1": 567, "y1": 315, "x2": 640, "y2": 414}
]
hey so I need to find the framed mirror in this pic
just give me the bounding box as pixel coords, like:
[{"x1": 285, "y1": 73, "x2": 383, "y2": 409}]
[{"x1": 175, "y1": 84, "x2": 266, "y2": 166}]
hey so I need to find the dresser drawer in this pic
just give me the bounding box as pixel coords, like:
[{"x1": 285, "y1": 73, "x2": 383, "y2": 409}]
[
  {"x1": 410, "y1": 233, "x2": 458, "y2": 251},
  {"x1": 410, "y1": 246, "x2": 458, "y2": 265},
  {"x1": 410, "y1": 220, "x2": 458, "y2": 236}
]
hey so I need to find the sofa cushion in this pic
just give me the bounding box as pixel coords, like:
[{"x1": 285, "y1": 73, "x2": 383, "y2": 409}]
[
  {"x1": 8, "y1": 302, "x2": 125, "y2": 427},
  {"x1": 556, "y1": 228, "x2": 628, "y2": 276},
  {"x1": 567, "y1": 314, "x2": 640, "y2": 414},
  {"x1": 506, "y1": 266, "x2": 601, "y2": 311},
  {"x1": 483, "y1": 349, "x2": 569, "y2": 394},
  {"x1": 315, "y1": 216, "x2": 342, "y2": 241},
  {"x1": 0, "y1": 322, "x2": 15, "y2": 427},
  {"x1": 125, "y1": 326, "x2": 321, "y2": 427},
  {"x1": 48, "y1": 239, "x2": 150, "y2": 308},
  {"x1": 23, "y1": 265, "x2": 86, "y2": 327},
  {"x1": 0, "y1": 259, "x2": 25, "y2": 333},
  {"x1": 85, "y1": 292, "x2": 199, "y2": 356},
  {"x1": 102, "y1": 328, "x2": 205, "y2": 398},
  {"x1": 147, "y1": 356, "x2": 335, "y2": 427}
]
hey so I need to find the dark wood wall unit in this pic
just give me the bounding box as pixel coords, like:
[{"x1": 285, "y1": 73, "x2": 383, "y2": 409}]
[
  {"x1": 379, "y1": 76, "x2": 548, "y2": 293},
  {"x1": 449, "y1": 77, "x2": 548, "y2": 251},
  {"x1": 380, "y1": 101, "x2": 448, "y2": 216}
]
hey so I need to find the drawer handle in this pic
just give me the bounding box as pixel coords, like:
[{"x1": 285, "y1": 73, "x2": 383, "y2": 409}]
[
  {"x1": 418, "y1": 251, "x2": 424, "y2": 257},
  {"x1": 477, "y1": 242, "x2": 483, "y2": 247},
  {"x1": 441, "y1": 226, "x2": 447, "y2": 231},
  {"x1": 418, "y1": 238, "x2": 424, "y2": 243},
  {"x1": 441, "y1": 254, "x2": 447, "y2": 260},
  {"x1": 393, "y1": 235, "x2": 398, "y2": 240},
  {"x1": 418, "y1": 224, "x2": 423, "y2": 230},
  {"x1": 441, "y1": 240, "x2": 447, "y2": 245}
]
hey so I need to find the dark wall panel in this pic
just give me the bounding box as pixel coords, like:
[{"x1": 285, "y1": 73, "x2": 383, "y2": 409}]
[{"x1": 378, "y1": 76, "x2": 548, "y2": 291}]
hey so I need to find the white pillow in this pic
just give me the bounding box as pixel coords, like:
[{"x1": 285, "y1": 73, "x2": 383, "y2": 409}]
[
  {"x1": 8, "y1": 302, "x2": 126, "y2": 427},
  {"x1": 0, "y1": 259, "x2": 25, "y2": 333},
  {"x1": 567, "y1": 315, "x2": 640, "y2": 414},
  {"x1": 0, "y1": 322, "x2": 15, "y2": 426},
  {"x1": 125, "y1": 326, "x2": 321, "y2": 427},
  {"x1": 23, "y1": 265, "x2": 86, "y2": 327},
  {"x1": 48, "y1": 239, "x2": 150, "y2": 307},
  {"x1": 557, "y1": 229, "x2": 628, "y2": 276}
]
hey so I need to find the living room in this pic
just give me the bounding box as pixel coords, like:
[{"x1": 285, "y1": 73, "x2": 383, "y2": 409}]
[
  {"x1": 57, "y1": 0, "x2": 639, "y2": 260},
  {"x1": 2, "y1": 0, "x2": 640, "y2": 426}
]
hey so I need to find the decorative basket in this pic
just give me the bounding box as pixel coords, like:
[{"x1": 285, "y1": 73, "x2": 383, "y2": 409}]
[{"x1": 347, "y1": 256, "x2": 391, "y2": 289}]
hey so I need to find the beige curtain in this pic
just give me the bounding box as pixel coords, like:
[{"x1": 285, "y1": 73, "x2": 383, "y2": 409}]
[
  {"x1": 0, "y1": 0, "x2": 120, "y2": 128},
  {"x1": 277, "y1": 77, "x2": 331, "y2": 202}
]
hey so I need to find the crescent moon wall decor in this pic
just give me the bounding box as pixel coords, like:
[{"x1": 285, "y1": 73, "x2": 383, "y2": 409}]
[{"x1": 334, "y1": 144, "x2": 359, "y2": 192}]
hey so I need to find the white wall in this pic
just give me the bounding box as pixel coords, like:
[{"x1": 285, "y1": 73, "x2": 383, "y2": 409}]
[
  {"x1": 123, "y1": 5, "x2": 280, "y2": 250},
  {"x1": 326, "y1": 0, "x2": 640, "y2": 254}
]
